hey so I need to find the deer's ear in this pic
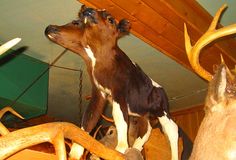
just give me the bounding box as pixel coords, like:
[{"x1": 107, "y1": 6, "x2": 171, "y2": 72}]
[
  {"x1": 206, "y1": 65, "x2": 227, "y2": 108},
  {"x1": 117, "y1": 19, "x2": 131, "y2": 37}
]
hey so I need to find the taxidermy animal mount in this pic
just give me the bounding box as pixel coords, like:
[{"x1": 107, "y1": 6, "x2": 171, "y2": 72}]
[
  {"x1": 184, "y1": 4, "x2": 236, "y2": 160},
  {"x1": 45, "y1": 5, "x2": 179, "y2": 160}
]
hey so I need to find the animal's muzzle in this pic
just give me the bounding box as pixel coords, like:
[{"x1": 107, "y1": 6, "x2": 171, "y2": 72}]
[{"x1": 45, "y1": 25, "x2": 59, "y2": 35}]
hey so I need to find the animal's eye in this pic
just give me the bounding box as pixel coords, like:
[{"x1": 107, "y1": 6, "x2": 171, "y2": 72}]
[{"x1": 107, "y1": 16, "x2": 115, "y2": 24}]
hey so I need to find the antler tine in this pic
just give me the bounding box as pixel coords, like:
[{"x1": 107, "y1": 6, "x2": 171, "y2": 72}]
[
  {"x1": 0, "y1": 107, "x2": 24, "y2": 136},
  {"x1": 0, "y1": 106, "x2": 24, "y2": 119},
  {"x1": 0, "y1": 122, "x2": 9, "y2": 136},
  {"x1": 0, "y1": 38, "x2": 21, "y2": 55},
  {"x1": 0, "y1": 122, "x2": 125, "y2": 160},
  {"x1": 208, "y1": 4, "x2": 227, "y2": 32},
  {"x1": 184, "y1": 4, "x2": 236, "y2": 81}
]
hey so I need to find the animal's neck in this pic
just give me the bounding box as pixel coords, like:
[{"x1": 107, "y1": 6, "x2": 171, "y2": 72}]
[
  {"x1": 83, "y1": 44, "x2": 118, "y2": 82},
  {"x1": 85, "y1": 43, "x2": 119, "y2": 64}
]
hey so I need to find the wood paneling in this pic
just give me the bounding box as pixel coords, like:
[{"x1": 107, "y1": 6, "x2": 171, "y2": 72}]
[
  {"x1": 144, "y1": 128, "x2": 183, "y2": 160},
  {"x1": 78, "y1": 0, "x2": 236, "y2": 76},
  {"x1": 171, "y1": 105, "x2": 205, "y2": 141}
]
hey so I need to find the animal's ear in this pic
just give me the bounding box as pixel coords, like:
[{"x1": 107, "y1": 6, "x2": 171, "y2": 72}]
[
  {"x1": 117, "y1": 19, "x2": 131, "y2": 36},
  {"x1": 80, "y1": 5, "x2": 87, "y2": 12},
  {"x1": 206, "y1": 65, "x2": 227, "y2": 110},
  {"x1": 205, "y1": 64, "x2": 236, "y2": 110},
  {"x1": 78, "y1": 5, "x2": 87, "y2": 17}
]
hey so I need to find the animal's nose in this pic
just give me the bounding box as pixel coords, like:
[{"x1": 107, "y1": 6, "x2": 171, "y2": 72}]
[{"x1": 45, "y1": 25, "x2": 59, "y2": 35}]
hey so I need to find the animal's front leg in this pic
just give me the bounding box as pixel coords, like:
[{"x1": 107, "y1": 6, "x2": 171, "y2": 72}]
[
  {"x1": 112, "y1": 99, "x2": 129, "y2": 153},
  {"x1": 158, "y1": 112, "x2": 179, "y2": 160},
  {"x1": 132, "y1": 120, "x2": 152, "y2": 151},
  {"x1": 81, "y1": 88, "x2": 107, "y2": 132},
  {"x1": 70, "y1": 88, "x2": 107, "y2": 159}
]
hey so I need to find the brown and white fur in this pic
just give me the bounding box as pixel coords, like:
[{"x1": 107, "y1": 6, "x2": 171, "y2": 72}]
[{"x1": 45, "y1": 5, "x2": 178, "y2": 160}]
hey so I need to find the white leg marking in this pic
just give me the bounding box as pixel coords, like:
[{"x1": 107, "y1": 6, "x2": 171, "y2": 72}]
[
  {"x1": 69, "y1": 143, "x2": 84, "y2": 160},
  {"x1": 158, "y1": 112, "x2": 178, "y2": 160},
  {"x1": 132, "y1": 120, "x2": 152, "y2": 151},
  {"x1": 112, "y1": 101, "x2": 129, "y2": 153},
  {"x1": 69, "y1": 127, "x2": 85, "y2": 160}
]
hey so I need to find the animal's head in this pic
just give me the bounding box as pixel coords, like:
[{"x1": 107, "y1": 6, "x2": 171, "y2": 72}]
[
  {"x1": 205, "y1": 63, "x2": 236, "y2": 112},
  {"x1": 45, "y1": 5, "x2": 130, "y2": 54},
  {"x1": 184, "y1": 4, "x2": 236, "y2": 112}
]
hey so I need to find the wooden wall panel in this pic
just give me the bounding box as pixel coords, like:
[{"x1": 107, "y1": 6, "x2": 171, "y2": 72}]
[
  {"x1": 171, "y1": 105, "x2": 205, "y2": 142},
  {"x1": 144, "y1": 128, "x2": 183, "y2": 160}
]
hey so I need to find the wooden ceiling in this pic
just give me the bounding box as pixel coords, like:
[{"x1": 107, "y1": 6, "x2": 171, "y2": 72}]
[{"x1": 78, "y1": 0, "x2": 236, "y2": 76}]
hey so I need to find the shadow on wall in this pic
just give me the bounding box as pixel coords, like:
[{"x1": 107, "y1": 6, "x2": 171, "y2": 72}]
[
  {"x1": 47, "y1": 66, "x2": 91, "y2": 125},
  {"x1": 0, "y1": 46, "x2": 28, "y2": 66}
]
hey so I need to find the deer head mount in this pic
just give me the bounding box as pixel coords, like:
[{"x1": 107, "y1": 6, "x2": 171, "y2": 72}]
[
  {"x1": 184, "y1": 4, "x2": 236, "y2": 112},
  {"x1": 184, "y1": 4, "x2": 236, "y2": 160}
]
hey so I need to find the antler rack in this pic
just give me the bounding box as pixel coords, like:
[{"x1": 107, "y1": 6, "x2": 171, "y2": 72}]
[
  {"x1": 0, "y1": 107, "x2": 125, "y2": 160},
  {"x1": 184, "y1": 4, "x2": 236, "y2": 81}
]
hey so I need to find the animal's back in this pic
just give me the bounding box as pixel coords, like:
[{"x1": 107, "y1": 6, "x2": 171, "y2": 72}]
[{"x1": 123, "y1": 62, "x2": 169, "y2": 117}]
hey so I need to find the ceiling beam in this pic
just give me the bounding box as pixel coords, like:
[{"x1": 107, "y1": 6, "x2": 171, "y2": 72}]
[{"x1": 78, "y1": 0, "x2": 236, "y2": 76}]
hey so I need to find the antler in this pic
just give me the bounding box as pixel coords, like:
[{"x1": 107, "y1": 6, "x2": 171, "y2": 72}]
[
  {"x1": 184, "y1": 4, "x2": 236, "y2": 81},
  {"x1": 0, "y1": 38, "x2": 21, "y2": 55},
  {"x1": 0, "y1": 107, "x2": 125, "y2": 160},
  {"x1": 0, "y1": 122, "x2": 125, "y2": 160},
  {"x1": 0, "y1": 106, "x2": 24, "y2": 136}
]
